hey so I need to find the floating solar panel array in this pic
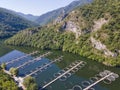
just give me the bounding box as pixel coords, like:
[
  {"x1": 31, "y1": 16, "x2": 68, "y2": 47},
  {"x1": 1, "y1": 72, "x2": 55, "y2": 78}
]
[
  {"x1": 16, "y1": 51, "x2": 52, "y2": 69},
  {"x1": 6, "y1": 51, "x2": 38, "y2": 65}
]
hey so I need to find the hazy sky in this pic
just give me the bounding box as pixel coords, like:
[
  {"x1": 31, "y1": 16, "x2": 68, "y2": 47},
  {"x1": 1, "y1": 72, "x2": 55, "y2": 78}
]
[{"x1": 0, "y1": 0, "x2": 75, "y2": 16}]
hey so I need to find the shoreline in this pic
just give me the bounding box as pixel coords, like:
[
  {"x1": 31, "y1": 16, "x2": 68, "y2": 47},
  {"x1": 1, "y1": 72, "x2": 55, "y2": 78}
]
[{"x1": 3, "y1": 69, "x2": 25, "y2": 90}]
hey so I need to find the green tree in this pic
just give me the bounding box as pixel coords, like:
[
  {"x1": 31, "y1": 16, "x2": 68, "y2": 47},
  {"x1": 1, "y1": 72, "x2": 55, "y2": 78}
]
[
  {"x1": 23, "y1": 76, "x2": 38, "y2": 90},
  {"x1": 9, "y1": 67, "x2": 19, "y2": 76},
  {"x1": 0, "y1": 70, "x2": 18, "y2": 90},
  {"x1": 1, "y1": 63, "x2": 6, "y2": 70}
]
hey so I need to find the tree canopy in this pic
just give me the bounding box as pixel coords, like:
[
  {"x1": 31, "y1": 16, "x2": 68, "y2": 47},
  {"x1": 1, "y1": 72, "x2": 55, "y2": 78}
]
[
  {"x1": 0, "y1": 67, "x2": 19, "y2": 90},
  {"x1": 23, "y1": 76, "x2": 38, "y2": 90}
]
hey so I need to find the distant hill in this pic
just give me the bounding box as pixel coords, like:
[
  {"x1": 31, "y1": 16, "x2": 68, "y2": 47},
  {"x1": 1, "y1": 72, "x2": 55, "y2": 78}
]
[
  {"x1": 0, "y1": 7, "x2": 37, "y2": 38},
  {"x1": 16, "y1": 12, "x2": 39, "y2": 22},
  {"x1": 6, "y1": 0, "x2": 120, "y2": 66},
  {"x1": 36, "y1": 0, "x2": 92, "y2": 25}
]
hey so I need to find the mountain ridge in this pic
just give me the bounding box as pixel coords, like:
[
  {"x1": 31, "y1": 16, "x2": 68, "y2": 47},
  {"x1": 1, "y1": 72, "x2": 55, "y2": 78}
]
[
  {"x1": 15, "y1": 12, "x2": 39, "y2": 22},
  {"x1": 0, "y1": 7, "x2": 37, "y2": 38},
  {"x1": 36, "y1": 0, "x2": 92, "y2": 25}
]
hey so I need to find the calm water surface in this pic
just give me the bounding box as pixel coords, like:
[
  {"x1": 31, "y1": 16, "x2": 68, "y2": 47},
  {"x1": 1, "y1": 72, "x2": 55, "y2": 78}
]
[{"x1": 0, "y1": 44, "x2": 120, "y2": 90}]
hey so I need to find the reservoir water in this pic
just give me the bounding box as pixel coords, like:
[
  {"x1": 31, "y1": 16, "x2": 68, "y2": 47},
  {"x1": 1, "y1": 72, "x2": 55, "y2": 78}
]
[{"x1": 0, "y1": 44, "x2": 120, "y2": 90}]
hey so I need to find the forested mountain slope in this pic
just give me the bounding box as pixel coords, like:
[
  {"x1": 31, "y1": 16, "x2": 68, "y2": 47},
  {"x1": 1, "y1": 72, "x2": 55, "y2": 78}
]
[
  {"x1": 5, "y1": 0, "x2": 120, "y2": 66},
  {"x1": 0, "y1": 8, "x2": 36, "y2": 38},
  {"x1": 36, "y1": 0, "x2": 92, "y2": 25}
]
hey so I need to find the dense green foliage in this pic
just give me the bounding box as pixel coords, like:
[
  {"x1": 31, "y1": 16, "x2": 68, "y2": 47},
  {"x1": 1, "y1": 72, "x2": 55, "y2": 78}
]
[
  {"x1": 23, "y1": 76, "x2": 38, "y2": 90},
  {"x1": 5, "y1": 0, "x2": 120, "y2": 66},
  {"x1": 0, "y1": 8, "x2": 36, "y2": 39},
  {"x1": 1, "y1": 63, "x2": 6, "y2": 69},
  {"x1": 0, "y1": 68, "x2": 19, "y2": 90},
  {"x1": 79, "y1": 0, "x2": 120, "y2": 51},
  {"x1": 9, "y1": 67, "x2": 19, "y2": 76}
]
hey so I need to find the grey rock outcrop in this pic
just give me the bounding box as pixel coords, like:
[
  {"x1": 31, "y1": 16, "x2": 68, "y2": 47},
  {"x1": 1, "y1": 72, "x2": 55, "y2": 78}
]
[
  {"x1": 62, "y1": 21, "x2": 81, "y2": 38},
  {"x1": 90, "y1": 37, "x2": 116, "y2": 57},
  {"x1": 92, "y1": 18, "x2": 109, "y2": 32}
]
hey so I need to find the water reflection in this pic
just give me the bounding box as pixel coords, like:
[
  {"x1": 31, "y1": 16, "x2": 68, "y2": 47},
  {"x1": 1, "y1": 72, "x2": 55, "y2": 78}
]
[{"x1": 0, "y1": 48, "x2": 120, "y2": 90}]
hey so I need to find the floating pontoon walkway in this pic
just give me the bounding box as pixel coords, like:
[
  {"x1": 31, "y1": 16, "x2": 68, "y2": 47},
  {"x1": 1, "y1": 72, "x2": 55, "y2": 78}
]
[
  {"x1": 83, "y1": 71, "x2": 119, "y2": 90},
  {"x1": 16, "y1": 52, "x2": 52, "y2": 69},
  {"x1": 41, "y1": 61, "x2": 86, "y2": 90},
  {"x1": 6, "y1": 51, "x2": 38, "y2": 65},
  {"x1": 25, "y1": 56, "x2": 63, "y2": 78}
]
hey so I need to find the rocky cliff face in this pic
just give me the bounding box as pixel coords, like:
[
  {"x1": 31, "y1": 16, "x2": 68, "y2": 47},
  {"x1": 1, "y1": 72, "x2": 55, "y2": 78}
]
[
  {"x1": 90, "y1": 37, "x2": 116, "y2": 57},
  {"x1": 54, "y1": 10, "x2": 87, "y2": 38},
  {"x1": 55, "y1": 13, "x2": 116, "y2": 58},
  {"x1": 62, "y1": 21, "x2": 81, "y2": 38},
  {"x1": 92, "y1": 18, "x2": 109, "y2": 32},
  {"x1": 54, "y1": 11, "x2": 117, "y2": 58}
]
